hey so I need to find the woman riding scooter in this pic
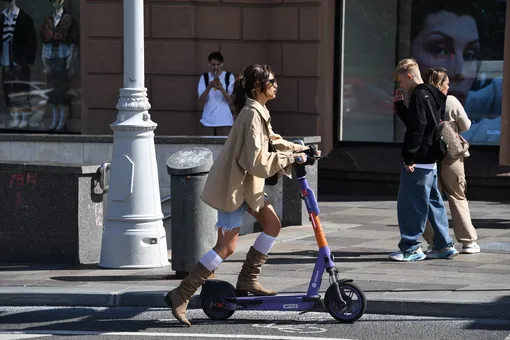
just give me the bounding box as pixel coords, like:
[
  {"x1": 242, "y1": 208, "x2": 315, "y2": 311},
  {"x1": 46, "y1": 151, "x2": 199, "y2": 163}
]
[{"x1": 165, "y1": 64, "x2": 321, "y2": 327}]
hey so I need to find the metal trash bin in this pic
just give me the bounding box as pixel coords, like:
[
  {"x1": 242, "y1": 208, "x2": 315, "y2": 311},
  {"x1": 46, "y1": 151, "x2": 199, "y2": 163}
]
[{"x1": 166, "y1": 147, "x2": 217, "y2": 278}]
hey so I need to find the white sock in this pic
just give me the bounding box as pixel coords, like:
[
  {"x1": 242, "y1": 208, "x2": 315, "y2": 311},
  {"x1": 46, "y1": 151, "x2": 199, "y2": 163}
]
[
  {"x1": 253, "y1": 232, "x2": 276, "y2": 255},
  {"x1": 199, "y1": 250, "x2": 223, "y2": 272}
]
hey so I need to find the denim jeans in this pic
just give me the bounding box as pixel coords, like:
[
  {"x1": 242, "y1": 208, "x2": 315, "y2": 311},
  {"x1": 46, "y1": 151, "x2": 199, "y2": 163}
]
[{"x1": 397, "y1": 166, "x2": 453, "y2": 253}]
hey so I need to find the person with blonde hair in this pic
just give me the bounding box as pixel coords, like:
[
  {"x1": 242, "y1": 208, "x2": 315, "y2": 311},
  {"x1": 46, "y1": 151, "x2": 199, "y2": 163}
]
[
  {"x1": 422, "y1": 67, "x2": 480, "y2": 254},
  {"x1": 389, "y1": 58, "x2": 458, "y2": 262}
]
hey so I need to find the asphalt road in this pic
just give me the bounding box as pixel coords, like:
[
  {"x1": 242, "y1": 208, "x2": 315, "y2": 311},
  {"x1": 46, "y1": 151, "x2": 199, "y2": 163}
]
[{"x1": 0, "y1": 306, "x2": 509, "y2": 340}]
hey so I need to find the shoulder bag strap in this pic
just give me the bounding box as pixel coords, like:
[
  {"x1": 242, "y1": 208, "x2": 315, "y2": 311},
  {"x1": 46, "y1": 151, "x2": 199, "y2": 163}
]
[{"x1": 424, "y1": 95, "x2": 440, "y2": 128}]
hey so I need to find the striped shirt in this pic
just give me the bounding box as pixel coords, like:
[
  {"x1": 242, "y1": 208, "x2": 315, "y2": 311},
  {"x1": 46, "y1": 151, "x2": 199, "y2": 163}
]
[
  {"x1": 1, "y1": 7, "x2": 19, "y2": 66},
  {"x1": 42, "y1": 11, "x2": 71, "y2": 60}
]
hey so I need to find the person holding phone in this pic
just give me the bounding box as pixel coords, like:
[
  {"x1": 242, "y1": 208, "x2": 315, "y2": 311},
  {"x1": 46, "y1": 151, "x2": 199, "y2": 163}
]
[
  {"x1": 198, "y1": 52, "x2": 236, "y2": 136},
  {"x1": 390, "y1": 58, "x2": 458, "y2": 262}
]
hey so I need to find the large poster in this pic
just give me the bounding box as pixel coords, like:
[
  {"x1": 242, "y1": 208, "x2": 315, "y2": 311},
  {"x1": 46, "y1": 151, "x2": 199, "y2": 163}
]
[{"x1": 410, "y1": 0, "x2": 506, "y2": 144}]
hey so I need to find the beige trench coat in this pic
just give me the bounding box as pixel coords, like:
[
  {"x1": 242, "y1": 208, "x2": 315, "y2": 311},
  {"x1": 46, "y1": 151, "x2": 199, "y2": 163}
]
[{"x1": 201, "y1": 98, "x2": 309, "y2": 213}]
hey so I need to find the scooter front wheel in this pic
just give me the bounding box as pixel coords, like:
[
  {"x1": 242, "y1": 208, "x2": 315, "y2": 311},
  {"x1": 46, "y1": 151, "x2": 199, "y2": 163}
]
[{"x1": 324, "y1": 282, "x2": 366, "y2": 323}]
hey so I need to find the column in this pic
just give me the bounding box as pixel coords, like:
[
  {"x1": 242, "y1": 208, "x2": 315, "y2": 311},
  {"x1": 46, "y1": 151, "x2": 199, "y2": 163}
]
[
  {"x1": 499, "y1": 0, "x2": 510, "y2": 165},
  {"x1": 99, "y1": 0, "x2": 169, "y2": 268}
]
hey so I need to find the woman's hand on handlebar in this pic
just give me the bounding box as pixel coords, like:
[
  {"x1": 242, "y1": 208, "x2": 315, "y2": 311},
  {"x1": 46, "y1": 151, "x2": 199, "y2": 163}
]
[
  {"x1": 294, "y1": 153, "x2": 307, "y2": 164},
  {"x1": 303, "y1": 147, "x2": 321, "y2": 158},
  {"x1": 295, "y1": 147, "x2": 322, "y2": 164}
]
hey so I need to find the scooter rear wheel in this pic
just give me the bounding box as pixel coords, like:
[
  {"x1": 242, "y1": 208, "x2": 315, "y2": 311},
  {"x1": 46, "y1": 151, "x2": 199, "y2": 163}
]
[
  {"x1": 324, "y1": 282, "x2": 366, "y2": 323},
  {"x1": 201, "y1": 282, "x2": 236, "y2": 320}
]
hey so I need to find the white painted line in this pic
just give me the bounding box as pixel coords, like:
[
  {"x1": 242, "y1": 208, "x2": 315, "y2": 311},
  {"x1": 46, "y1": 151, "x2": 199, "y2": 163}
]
[
  {"x1": 0, "y1": 334, "x2": 51, "y2": 340},
  {"x1": 0, "y1": 330, "x2": 356, "y2": 340}
]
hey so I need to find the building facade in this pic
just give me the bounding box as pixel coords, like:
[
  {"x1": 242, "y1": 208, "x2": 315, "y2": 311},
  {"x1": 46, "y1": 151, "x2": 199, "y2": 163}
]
[{"x1": 1, "y1": 0, "x2": 510, "y2": 198}]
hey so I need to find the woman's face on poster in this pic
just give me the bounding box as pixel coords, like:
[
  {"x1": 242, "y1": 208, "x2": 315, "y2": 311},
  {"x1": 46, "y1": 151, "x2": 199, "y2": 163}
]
[{"x1": 411, "y1": 10, "x2": 480, "y2": 104}]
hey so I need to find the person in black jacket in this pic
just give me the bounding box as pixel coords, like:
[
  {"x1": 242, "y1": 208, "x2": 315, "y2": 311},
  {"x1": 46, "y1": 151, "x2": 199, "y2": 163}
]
[{"x1": 389, "y1": 59, "x2": 458, "y2": 262}]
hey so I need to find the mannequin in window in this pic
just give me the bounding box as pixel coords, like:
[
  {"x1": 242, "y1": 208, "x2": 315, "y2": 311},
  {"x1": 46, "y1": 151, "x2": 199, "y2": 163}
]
[
  {"x1": 0, "y1": 0, "x2": 36, "y2": 129},
  {"x1": 41, "y1": 0, "x2": 79, "y2": 131}
]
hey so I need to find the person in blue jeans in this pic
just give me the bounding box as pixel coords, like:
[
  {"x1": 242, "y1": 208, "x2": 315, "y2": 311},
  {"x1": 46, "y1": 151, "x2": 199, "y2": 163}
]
[{"x1": 391, "y1": 59, "x2": 459, "y2": 262}]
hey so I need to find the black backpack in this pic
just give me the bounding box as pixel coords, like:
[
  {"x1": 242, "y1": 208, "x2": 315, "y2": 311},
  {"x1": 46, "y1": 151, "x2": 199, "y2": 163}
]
[
  {"x1": 424, "y1": 94, "x2": 448, "y2": 162},
  {"x1": 203, "y1": 71, "x2": 232, "y2": 90}
]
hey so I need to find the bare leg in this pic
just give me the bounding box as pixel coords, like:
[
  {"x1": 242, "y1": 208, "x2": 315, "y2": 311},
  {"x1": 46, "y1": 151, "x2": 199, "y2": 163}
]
[
  {"x1": 213, "y1": 227, "x2": 241, "y2": 259},
  {"x1": 236, "y1": 201, "x2": 281, "y2": 296},
  {"x1": 249, "y1": 201, "x2": 282, "y2": 238}
]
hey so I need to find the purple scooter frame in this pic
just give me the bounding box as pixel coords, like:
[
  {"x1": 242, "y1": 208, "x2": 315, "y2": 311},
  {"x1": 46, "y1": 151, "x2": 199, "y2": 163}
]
[{"x1": 201, "y1": 145, "x2": 366, "y2": 321}]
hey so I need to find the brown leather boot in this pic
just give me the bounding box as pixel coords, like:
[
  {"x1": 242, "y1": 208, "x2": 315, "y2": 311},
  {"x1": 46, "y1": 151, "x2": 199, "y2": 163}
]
[
  {"x1": 164, "y1": 262, "x2": 212, "y2": 326},
  {"x1": 236, "y1": 246, "x2": 277, "y2": 296}
]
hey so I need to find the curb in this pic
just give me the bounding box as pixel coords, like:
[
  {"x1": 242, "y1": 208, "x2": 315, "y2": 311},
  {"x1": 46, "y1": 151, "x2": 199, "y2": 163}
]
[
  {"x1": 366, "y1": 299, "x2": 510, "y2": 320},
  {"x1": 1, "y1": 290, "x2": 509, "y2": 320}
]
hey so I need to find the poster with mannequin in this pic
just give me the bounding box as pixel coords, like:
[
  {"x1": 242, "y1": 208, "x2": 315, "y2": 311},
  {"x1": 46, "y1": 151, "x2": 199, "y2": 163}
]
[
  {"x1": 0, "y1": 0, "x2": 36, "y2": 129},
  {"x1": 41, "y1": 0, "x2": 79, "y2": 131}
]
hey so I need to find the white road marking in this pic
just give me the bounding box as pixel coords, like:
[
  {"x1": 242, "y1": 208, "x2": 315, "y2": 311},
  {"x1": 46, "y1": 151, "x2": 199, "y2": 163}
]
[
  {"x1": 0, "y1": 330, "x2": 356, "y2": 340},
  {"x1": 253, "y1": 323, "x2": 327, "y2": 334},
  {"x1": 0, "y1": 335, "x2": 51, "y2": 340}
]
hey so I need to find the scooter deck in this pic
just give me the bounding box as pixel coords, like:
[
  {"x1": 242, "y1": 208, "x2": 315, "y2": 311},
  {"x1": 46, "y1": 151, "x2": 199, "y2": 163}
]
[{"x1": 222, "y1": 294, "x2": 323, "y2": 312}]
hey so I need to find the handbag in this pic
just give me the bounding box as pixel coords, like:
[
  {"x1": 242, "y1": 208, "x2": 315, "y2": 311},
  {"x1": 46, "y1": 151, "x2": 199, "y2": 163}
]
[
  {"x1": 424, "y1": 95, "x2": 448, "y2": 162},
  {"x1": 424, "y1": 96, "x2": 469, "y2": 160},
  {"x1": 437, "y1": 121, "x2": 470, "y2": 159},
  {"x1": 265, "y1": 139, "x2": 278, "y2": 186}
]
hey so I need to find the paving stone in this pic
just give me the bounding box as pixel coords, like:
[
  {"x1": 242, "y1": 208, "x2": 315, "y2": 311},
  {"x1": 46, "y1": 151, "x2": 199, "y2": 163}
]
[{"x1": 1, "y1": 199, "x2": 510, "y2": 320}]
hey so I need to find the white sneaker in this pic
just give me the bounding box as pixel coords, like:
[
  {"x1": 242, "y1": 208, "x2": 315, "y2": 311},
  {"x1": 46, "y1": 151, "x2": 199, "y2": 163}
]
[
  {"x1": 18, "y1": 120, "x2": 28, "y2": 128},
  {"x1": 461, "y1": 242, "x2": 480, "y2": 254},
  {"x1": 9, "y1": 118, "x2": 20, "y2": 128},
  {"x1": 426, "y1": 245, "x2": 459, "y2": 259},
  {"x1": 388, "y1": 247, "x2": 426, "y2": 262},
  {"x1": 425, "y1": 245, "x2": 435, "y2": 254},
  {"x1": 56, "y1": 121, "x2": 67, "y2": 131}
]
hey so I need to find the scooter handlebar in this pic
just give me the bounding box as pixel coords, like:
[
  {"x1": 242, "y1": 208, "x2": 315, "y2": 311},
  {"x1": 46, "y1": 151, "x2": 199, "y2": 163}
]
[{"x1": 295, "y1": 145, "x2": 323, "y2": 166}]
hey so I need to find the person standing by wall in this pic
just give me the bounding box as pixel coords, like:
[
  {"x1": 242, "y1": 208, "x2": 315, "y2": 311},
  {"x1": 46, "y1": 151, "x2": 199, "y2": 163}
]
[{"x1": 198, "y1": 52, "x2": 235, "y2": 136}]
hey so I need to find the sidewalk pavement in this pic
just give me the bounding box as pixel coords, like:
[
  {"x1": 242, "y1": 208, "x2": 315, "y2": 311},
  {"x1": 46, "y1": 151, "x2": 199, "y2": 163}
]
[{"x1": 1, "y1": 199, "x2": 510, "y2": 320}]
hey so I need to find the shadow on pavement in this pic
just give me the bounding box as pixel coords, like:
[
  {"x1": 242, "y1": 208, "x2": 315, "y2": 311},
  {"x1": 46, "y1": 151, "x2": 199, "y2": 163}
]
[
  {"x1": 0, "y1": 308, "x2": 97, "y2": 324},
  {"x1": 318, "y1": 195, "x2": 396, "y2": 202},
  {"x1": 365, "y1": 289, "x2": 510, "y2": 293},
  {"x1": 471, "y1": 218, "x2": 510, "y2": 229},
  {"x1": 0, "y1": 263, "x2": 98, "y2": 272},
  {"x1": 50, "y1": 274, "x2": 171, "y2": 282}
]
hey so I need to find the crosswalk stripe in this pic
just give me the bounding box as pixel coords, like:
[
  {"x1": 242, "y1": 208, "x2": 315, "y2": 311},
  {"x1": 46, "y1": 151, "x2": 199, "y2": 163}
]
[{"x1": 0, "y1": 330, "x2": 356, "y2": 340}]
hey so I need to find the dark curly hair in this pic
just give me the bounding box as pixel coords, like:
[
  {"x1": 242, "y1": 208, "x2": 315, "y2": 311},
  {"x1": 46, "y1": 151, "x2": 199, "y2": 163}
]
[
  {"x1": 232, "y1": 64, "x2": 273, "y2": 114},
  {"x1": 410, "y1": 0, "x2": 484, "y2": 42}
]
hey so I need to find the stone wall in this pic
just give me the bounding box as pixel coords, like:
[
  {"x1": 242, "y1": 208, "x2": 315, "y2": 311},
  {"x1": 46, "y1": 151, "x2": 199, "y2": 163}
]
[
  {"x1": 80, "y1": 0, "x2": 335, "y2": 153},
  {"x1": 0, "y1": 135, "x2": 320, "y2": 234}
]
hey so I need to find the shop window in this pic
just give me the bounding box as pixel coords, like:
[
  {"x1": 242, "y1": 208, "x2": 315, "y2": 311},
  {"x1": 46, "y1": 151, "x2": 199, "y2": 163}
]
[
  {"x1": 0, "y1": 0, "x2": 80, "y2": 133},
  {"x1": 338, "y1": 0, "x2": 506, "y2": 145}
]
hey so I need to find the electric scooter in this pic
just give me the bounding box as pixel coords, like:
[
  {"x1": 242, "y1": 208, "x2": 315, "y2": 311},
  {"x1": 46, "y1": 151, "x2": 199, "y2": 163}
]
[{"x1": 200, "y1": 145, "x2": 367, "y2": 323}]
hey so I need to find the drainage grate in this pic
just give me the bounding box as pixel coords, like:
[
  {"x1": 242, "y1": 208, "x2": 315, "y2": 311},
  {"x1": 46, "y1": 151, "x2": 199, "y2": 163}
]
[{"x1": 481, "y1": 242, "x2": 510, "y2": 253}]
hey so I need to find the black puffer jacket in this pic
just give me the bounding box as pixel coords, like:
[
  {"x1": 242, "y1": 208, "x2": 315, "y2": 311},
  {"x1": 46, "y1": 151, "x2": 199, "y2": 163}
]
[{"x1": 395, "y1": 83, "x2": 446, "y2": 165}]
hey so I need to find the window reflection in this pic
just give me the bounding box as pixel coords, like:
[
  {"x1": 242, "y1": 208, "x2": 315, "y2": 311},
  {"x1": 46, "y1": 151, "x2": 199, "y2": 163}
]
[{"x1": 0, "y1": 0, "x2": 80, "y2": 133}]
